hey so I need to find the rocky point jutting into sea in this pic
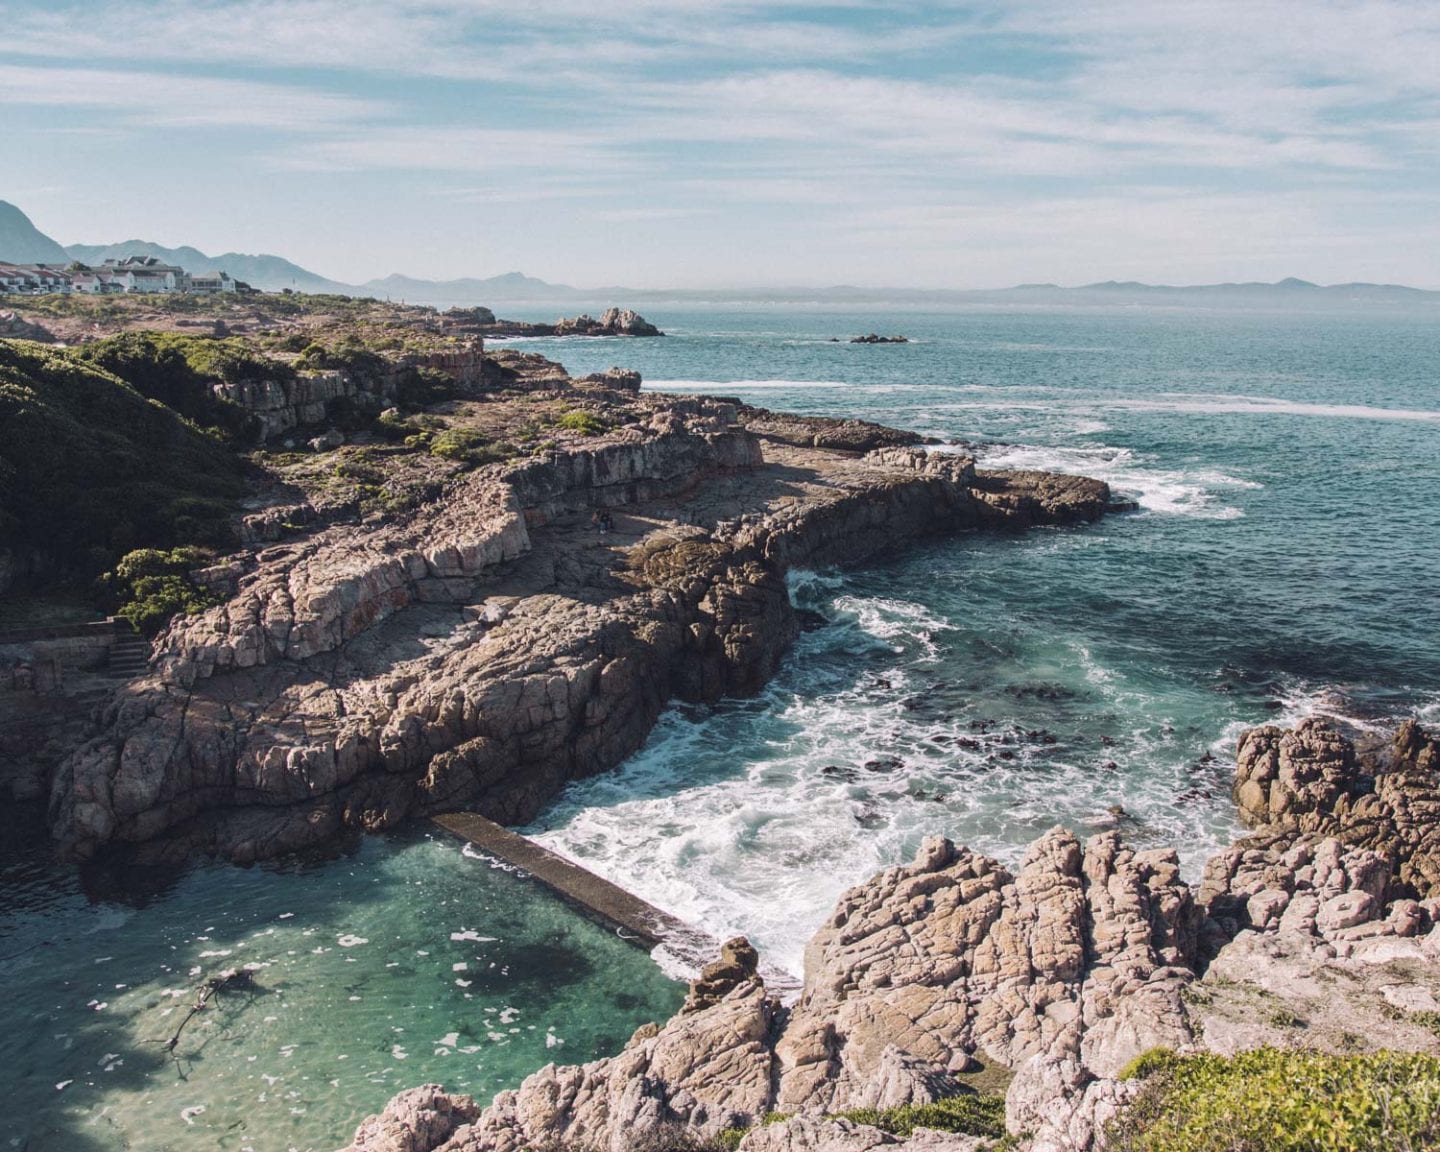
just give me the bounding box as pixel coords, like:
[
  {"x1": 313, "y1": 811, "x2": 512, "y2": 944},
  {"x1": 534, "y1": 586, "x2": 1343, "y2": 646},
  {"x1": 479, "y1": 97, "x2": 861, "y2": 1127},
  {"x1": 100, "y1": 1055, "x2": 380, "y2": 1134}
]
[{"x1": 46, "y1": 347, "x2": 1110, "y2": 863}]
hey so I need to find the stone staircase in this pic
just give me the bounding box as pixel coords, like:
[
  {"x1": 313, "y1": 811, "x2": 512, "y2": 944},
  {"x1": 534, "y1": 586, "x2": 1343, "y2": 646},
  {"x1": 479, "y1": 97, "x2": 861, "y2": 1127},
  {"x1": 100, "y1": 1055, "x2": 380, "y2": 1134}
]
[{"x1": 107, "y1": 630, "x2": 152, "y2": 679}]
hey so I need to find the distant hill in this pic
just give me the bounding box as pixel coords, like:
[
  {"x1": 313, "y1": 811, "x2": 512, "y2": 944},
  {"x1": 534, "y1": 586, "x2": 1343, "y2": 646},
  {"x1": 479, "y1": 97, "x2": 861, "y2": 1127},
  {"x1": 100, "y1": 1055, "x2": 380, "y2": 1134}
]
[
  {"x1": 4, "y1": 199, "x2": 1437, "y2": 308},
  {"x1": 0, "y1": 201, "x2": 71, "y2": 264},
  {"x1": 1003, "y1": 278, "x2": 1440, "y2": 308},
  {"x1": 353, "y1": 270, "x2": 581, "y2": 304}
]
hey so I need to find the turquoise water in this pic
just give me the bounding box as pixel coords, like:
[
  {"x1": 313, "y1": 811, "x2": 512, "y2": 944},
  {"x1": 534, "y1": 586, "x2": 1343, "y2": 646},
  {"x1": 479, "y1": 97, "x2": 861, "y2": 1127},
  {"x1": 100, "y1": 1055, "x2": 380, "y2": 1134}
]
[
  {"x1": 499, "y1": 305, "x2": 1440, "y2": 975},
  {"x1": 4, "y1": 304, "x2": 1438, "y2": 1146},
  {"x1": 0, "y1": 817, "x2": 684, "y2": 1151}
]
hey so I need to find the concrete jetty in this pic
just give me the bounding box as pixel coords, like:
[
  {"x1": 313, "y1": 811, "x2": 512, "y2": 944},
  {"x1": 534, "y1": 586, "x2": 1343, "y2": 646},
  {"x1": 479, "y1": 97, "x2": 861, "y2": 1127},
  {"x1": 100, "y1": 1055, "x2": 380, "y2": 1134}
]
[{"x1": 432, "y1": 811, "x2": 718, "y2": 961}]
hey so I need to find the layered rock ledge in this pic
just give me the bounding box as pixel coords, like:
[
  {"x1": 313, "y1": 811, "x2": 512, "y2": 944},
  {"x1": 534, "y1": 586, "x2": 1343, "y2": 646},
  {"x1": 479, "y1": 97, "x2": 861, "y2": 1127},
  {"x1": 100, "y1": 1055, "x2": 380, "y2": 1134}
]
[
  {"x1": 48, "y1": 368, "x2": 1111, "y2": 863},
  {"x1": 339, "y1": 718, "x2": 1440, "y2": 1152}
]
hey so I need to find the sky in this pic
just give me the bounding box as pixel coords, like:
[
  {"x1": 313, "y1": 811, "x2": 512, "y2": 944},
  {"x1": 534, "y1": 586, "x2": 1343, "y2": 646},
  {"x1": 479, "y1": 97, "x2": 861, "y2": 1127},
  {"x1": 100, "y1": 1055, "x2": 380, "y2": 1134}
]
[{"x1": 2, "y1": 0, "x2": 1438, "y2": 289}]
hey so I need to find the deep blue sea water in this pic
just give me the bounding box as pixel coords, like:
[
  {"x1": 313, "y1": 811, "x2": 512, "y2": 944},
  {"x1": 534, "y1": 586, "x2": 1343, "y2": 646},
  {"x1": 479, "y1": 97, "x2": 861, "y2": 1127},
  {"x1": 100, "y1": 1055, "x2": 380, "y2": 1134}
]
[
  {"x1": 500, "y1": 305, "x2": 1440, "y2": 974},
  {"x1": 3, "y1": 304, "x2": 1437, "y2": 1145}
]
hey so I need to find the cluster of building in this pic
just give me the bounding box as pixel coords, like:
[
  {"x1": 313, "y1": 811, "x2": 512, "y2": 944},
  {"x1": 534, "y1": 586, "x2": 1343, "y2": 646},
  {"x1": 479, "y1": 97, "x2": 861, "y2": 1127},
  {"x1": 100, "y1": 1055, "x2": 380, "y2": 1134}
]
[{"x1": 0, "y1": 256, "x2": 239, "y2": 296}]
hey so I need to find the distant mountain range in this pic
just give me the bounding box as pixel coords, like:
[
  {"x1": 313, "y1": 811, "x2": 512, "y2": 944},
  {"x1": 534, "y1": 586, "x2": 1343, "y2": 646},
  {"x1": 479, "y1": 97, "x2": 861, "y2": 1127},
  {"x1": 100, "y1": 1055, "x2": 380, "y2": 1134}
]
[
  {"x1": 0, "y1": 201, "x2": 70, "y2": 263},
  {"x1": 3, "y1": 200, "x2": 1437, "y2": 308}
]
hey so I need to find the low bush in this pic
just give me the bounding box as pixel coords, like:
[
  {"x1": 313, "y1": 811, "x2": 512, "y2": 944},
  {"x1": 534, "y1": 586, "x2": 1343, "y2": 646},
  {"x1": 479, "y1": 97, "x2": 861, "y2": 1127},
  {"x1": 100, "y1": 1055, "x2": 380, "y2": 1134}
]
[
  {"x1": 105, "y1": 547, "x2": 219, "y2": 635},
  {"x1": 395, "y1": 365, "x2": 458, "y2": 409},
  {"x1": 556, "y1": 409, "x2": 607, "y2": 436},
  {"x1": 0, "y1": 340, "x2": 244, "y2": 579},
  {"x1": 428, "y1": 427, "x2": 512, "y2": 466},
  {"x1": 77, "y1": 331, "x2": 277, "y2": 441},
  {"x1": 832, "y1": 1094, "x2": 1007, "y2": 1139},
  {"x1": 1111, "y1": 1046, "x2": 1440, "y2": 1152},
  {"x1": 297, "y1": 337, "x2": 385, "y2": 376}
]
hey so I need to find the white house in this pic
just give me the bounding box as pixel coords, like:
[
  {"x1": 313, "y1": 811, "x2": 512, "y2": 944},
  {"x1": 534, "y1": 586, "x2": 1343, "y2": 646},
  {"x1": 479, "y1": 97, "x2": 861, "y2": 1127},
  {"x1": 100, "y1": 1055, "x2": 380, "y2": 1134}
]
[
  {"x1": 0, "y1": 263, "x2": 71, "y2": 293},
  {"x1": 70, "y1": 269, "x2": 124, "y2": 294},
  {"x1": 188, "y1": 271, "x2": 238, "y2": 295},
  {"x1": 104, "y1": 256, "x2": 182, "y2": 292}
]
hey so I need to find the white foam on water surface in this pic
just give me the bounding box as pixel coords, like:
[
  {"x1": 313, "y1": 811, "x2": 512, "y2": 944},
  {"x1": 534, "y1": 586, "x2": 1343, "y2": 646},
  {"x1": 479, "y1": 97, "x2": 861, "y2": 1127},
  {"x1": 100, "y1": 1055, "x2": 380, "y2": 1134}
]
[
  {"x1": 450, "y1": 930, "x2": 497, "y2": 943},
  {"x1": 971, "y1": 440, "x2": 1259, "y2": 520},
  {"x1": 1114, "y1": 393, "x2": 1440, "y2": 424},
  {"x1": 644, "y1": 378, "x2": 883, "y2": 393}
]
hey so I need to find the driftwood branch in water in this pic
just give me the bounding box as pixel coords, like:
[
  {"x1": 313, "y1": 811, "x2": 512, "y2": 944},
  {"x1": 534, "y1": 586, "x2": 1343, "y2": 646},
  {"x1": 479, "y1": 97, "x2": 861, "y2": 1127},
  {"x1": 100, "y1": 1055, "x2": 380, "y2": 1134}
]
[{"x1": 157, "y1": 969, "x2": 259, "y2": 1055}]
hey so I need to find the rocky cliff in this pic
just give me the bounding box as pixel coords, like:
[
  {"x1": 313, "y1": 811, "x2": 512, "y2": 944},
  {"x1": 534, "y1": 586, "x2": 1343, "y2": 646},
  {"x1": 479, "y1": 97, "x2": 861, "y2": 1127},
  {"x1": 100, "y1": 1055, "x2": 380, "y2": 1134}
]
[
  {"x1": 47, "y1": 378, "x2": 1111, "y2": 864},
  {"x1": 338, "y1": 719, "x2": 1440, "y2": 1152},
  {"x1": 215, "y1": 344, "x2": 487, "y2": 441}
]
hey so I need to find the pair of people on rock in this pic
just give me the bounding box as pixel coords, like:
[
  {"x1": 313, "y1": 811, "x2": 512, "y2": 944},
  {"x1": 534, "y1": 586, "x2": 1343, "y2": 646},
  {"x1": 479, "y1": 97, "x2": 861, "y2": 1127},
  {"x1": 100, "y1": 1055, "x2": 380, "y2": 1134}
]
[{"x1": 591, "y1": 510, "x2": 616, "y2": 534}]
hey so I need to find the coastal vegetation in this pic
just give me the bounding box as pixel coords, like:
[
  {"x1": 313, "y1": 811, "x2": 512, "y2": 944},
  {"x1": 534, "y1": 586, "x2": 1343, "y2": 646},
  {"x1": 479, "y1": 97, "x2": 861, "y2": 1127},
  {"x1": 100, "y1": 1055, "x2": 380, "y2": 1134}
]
[
  {"x1": 103, "y1": 546, "x2": 221, "y2": 635},
  {"x1": 0, "y1": 339, "x2": 244, "y2": 582},
  {"x1": 1112, "y1": 1047, "x2": 1440, "y2": 1152},
  {"x1": 76, "y1": 330, "x2": 275, "y2": 441}
]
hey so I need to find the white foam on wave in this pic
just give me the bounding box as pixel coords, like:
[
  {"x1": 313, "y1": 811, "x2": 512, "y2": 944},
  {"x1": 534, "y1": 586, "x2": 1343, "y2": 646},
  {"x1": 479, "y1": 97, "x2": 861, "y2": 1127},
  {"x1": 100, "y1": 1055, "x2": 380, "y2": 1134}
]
[
  {"x1": 1250, "y1": 682, "x2": 1440, "y2": 739},
  {"x1": 1115, "y1": 393, "x2": 1440, "y2": 424},
  {"x1": 833, "y1": 594, "x2": 953, "y2": 661},
  {"x1": 531, "y1": 568, "x2": 1267, "y2": 978},
  {"x1": 644, "y1": 379, "x2": 886, "y2": 393},
  {"x1": 972, "y1": 441, "x2": 1259, "y2": 521}
]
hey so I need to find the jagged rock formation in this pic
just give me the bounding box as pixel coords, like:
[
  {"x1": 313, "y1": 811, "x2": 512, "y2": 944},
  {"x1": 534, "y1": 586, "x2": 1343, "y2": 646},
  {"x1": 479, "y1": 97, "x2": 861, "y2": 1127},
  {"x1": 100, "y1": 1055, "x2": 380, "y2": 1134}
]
[
  {"x1": 338, "y1": 720, "x2": 1440, "y2": 1152},
  {"x1": 1231, "y1": 717, "x2": 1440, "y2": 897},
  {"x1": 578, "y1": 367, "x2": 643, "y2": 391},
  {"x1": 47, "y1": 383, "x2": 1109, "y2": 863},
  {"x1": 470, "y1": 308, "x2": 664, "y2": 339}
]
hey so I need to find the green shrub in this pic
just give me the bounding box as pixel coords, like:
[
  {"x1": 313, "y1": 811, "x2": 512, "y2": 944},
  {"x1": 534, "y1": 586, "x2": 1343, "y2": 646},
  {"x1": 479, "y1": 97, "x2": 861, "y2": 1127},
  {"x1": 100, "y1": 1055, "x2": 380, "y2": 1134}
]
[
  {"x1": 106, "y1": 547, "x2": 219, "y2": 635},
  {"x1": 556, "y1": 409, "x2": 607, "y2": 436},
  {"x1": 76, "y1": 332, "x2": 277, "y2": 441},
  {"x1": 297, "y1": 337, "x2": 385, "y2": 376},
  {"x1": 1111, "y1": 1047, "x2": 1440, "y2": 1152},
  {"x1": 428, "y1": 427, "x2": 512, "y2": 466},
  {"x1": 0, "y1": 340, "x2": 244, "y2": 579},
  {"x1": 831, "y1": 1093, "x2": 1007, "y2": 1139},
  {"x1": 395, "y1": 366, "x2": 457, "y2": 409}
]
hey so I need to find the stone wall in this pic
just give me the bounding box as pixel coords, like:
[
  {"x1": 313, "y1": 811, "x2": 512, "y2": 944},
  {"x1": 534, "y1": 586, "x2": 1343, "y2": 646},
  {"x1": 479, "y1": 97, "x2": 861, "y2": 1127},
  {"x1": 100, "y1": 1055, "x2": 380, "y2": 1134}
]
[
  {"x1": 0, "y1": 619, "x2": 124, "y2": 800},
  {"x1": 0, "y1": 619, "x2": 123, "y2": 685}
]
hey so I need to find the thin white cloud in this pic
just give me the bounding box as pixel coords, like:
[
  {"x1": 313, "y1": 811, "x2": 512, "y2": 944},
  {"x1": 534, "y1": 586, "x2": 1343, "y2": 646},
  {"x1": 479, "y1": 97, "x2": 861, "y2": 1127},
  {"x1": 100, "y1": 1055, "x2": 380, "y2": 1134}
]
[
  {"x1": 2, "y1": 0, "x2": 1436, "y2": 285},
  {"x1": 0, "y1": 64, "x2": 384, "y2": 130}
]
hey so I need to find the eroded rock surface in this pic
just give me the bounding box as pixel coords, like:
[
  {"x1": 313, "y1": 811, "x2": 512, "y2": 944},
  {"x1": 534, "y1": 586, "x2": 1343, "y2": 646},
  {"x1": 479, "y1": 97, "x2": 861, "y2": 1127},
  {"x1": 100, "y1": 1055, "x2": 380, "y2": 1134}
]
[
  {"x1": 48, "y1": 377, "x2": 1109, "y2": 862},
  {"x1": 339, "y1": 719, "x2": 1440, "y2": 1152}
]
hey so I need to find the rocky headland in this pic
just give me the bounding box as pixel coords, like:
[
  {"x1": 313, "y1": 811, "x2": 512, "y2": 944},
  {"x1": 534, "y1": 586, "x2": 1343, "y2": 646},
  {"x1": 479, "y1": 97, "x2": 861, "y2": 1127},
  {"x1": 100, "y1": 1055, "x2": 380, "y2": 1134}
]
[
  {"x1": 340, "y1": 717, "x2": 1440, "y2": 1152},
  {"x1": 42, "y1": 348, "x2": 1110, "y2": 864}
]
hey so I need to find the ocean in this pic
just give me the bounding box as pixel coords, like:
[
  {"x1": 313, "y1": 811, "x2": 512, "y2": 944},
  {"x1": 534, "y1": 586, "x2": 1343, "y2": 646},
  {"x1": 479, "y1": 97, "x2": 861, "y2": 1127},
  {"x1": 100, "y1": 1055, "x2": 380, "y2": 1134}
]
[
  {"x1": 509, "y1": 304, "x2": 1440, "y2": 975},
  {"x1": 3, "y1": 303, "x2": 1437, "y2": 1147}
]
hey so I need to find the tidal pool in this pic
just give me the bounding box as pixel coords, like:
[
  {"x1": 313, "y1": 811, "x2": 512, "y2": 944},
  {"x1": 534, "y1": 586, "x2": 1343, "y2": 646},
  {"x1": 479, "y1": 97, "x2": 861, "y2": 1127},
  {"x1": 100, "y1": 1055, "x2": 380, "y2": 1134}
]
[{"x1": 0, "y1": 814, "x2": 684, "y2": 1152}]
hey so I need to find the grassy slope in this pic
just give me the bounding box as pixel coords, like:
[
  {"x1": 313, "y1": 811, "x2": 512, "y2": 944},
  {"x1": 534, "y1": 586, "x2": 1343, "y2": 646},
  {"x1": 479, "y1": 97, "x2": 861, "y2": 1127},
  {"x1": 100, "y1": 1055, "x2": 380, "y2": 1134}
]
[{"x1": 0, "y1": 338, "x2": 245, "y2": 579}]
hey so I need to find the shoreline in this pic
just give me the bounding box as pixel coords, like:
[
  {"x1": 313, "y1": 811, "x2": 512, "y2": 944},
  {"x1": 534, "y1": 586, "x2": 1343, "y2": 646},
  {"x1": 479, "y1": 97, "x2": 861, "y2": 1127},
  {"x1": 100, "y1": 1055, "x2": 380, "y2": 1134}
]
[
  {"x1": 342, "y1": 715, "x2": 1440, "y2": 1152},
  {"x1": 42, "y1": 354, "x2": 1114, "y2": 866}
]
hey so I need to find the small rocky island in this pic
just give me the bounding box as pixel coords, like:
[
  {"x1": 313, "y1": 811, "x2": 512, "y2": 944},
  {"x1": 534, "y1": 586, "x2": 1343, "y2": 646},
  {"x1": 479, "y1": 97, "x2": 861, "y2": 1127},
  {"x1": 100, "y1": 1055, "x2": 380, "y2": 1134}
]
[
  {"x1": 448, "y1": 306, "x2": 664, "y2": 338},
  {"x1": 850, "y1": 333, "x2": 909, "y2": 344}
]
